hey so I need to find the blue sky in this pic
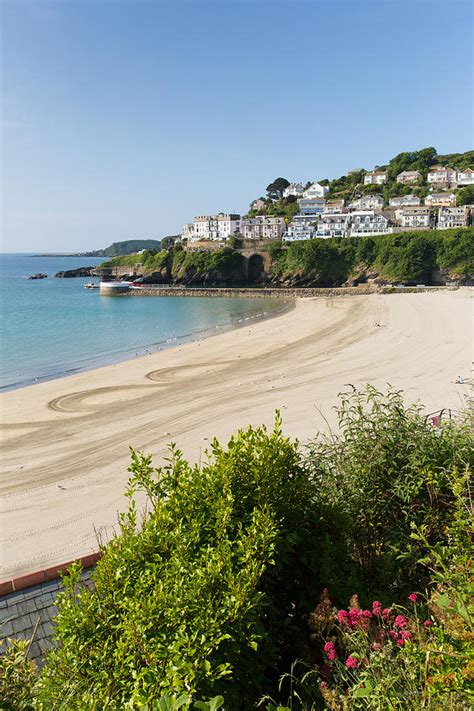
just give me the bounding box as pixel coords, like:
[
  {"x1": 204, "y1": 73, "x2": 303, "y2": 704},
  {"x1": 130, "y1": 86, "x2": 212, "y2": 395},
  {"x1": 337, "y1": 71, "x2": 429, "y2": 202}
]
[{"x1": 2, "y1": 0, "x2": 473, "y2": 252}]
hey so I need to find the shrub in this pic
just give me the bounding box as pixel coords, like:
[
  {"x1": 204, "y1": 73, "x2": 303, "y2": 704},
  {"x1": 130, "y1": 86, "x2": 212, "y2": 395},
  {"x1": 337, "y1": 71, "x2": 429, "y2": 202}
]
[
  {"x1": 0, "y1": 638, "x2": 38, "y2": 710},
  {"x1": 306, "y1": 386, "x2": 473, "y2": 599},
  {"x1": 38, "y1": 419, "x2": 320, "y2": 708}
]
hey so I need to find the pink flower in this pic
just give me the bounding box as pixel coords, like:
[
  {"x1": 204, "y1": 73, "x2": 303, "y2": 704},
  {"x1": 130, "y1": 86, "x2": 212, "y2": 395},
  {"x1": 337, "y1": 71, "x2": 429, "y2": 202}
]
[
  {"x1": 324, "y1": 642, "x2": 335, "y2": 653},
  {"x1": 397, "y1": 638, "x2": 405, "y2": 647},
  {"x1": 328, "y1": 649, "x2": 337, "y2": 661},
  {"x1": 361, "y1": 609, "x2": 373, "y2": 619},
  {"x1": 400, "y1": 630, "x2": 412, "y2": 640},
  {"x1": 372, "y1": 601, "x2": 382, "y2": 616},
  {"x1": 424, "y1": 619, "x2": 433, "y2": 627},
  {"x1": 394, "y1": 615, "x2": 408, "y2": 629},
  {"x1": 372, "y1": 642, "x2": 382, "y2": 651},
  {"x1": 408, "y1": 593, "x2": 418, "y2": 603},
  {"x1": 346, "y1": 655, "x2": 359, "y2": 669},
  {"x1": 337, "y1": 609, "x2": 349, "y2": 624},
  {"x1": 382, "y1": 608, "x2": 392, "y2": 619},
  {"x1": 388, "y1": 630, "x2": 397, "y2": 639}
]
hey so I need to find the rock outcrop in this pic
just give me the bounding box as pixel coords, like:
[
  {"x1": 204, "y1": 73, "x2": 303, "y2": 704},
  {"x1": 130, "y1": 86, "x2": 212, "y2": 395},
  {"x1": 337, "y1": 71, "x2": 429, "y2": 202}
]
[{"x1": 55, "y1": 267, "x2": 94, "y2": 278}]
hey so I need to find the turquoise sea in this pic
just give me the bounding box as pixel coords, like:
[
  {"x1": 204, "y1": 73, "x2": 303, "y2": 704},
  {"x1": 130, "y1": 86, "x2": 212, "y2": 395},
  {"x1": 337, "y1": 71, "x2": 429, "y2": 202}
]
[{"x1": 0, "y1": 254, "x2": 284, "y2": 391}]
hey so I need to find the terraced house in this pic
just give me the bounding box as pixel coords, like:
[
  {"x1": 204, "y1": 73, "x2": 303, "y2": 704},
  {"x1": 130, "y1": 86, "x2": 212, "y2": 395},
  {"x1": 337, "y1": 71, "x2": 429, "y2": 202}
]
[
  {"x1": 349, "y1": 211, "x2": 394, "y2": 236},
  {"x1": 241, "y1": 216, "x2": 286, "y2": 240},
  {"x1": 191, "y1": 213, "x2": 241, "y2": 241},
  {"x1": 396, "y1": 206, "x2": 434, "y2": 229}
]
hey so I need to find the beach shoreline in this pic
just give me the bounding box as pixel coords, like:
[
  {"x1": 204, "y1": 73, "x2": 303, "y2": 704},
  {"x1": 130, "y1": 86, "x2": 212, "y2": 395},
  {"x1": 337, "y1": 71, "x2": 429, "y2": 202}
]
[{"x1": 1, "y1": 290, "x2": 472, "y2": 579}]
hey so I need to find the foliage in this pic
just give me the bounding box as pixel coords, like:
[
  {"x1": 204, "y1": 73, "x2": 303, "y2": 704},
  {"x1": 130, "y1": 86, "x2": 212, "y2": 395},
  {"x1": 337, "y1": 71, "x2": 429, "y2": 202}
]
[
  {"x1": 266, "y1": 178, "x2": 290, "y2": 200},
  {"x1": 247, "y1": 196, "x2": 300, "y2": 223},
  {"x1": 274, "y1": 228, "x2": 473, "y2": 284},
  {"x1": 306, "y1": 386, "x2": 473, "y2": 599},
  {"x1": 160, "y1": 235, "x2": 180, "y2": 250},
  {"x1": 38, "y1": 419, "x2": 320, "y2": 708},
  {"x1": 3, "y1": 389, "x2": 472, "y2": 710},
  {"x1": 0, "y1": 638, "x2": 38, "y2": 710},
  {"x1": 456, "y1": 185, "x2": 474, "y2": 206}
]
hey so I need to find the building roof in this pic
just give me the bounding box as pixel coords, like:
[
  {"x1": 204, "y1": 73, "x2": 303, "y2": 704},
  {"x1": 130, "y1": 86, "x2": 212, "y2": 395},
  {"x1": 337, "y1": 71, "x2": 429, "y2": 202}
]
[
  {"x1": 397, "y1": 170, "x2": 421, "y2": 176},
  {"x1": 426, "y1": 192, "x2": 455, "y2": 199}
]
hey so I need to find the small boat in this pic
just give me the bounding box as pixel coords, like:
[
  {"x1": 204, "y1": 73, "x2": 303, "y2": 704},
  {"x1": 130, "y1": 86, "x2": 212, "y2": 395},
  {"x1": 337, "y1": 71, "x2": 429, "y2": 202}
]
[{"x1": 83, "y1": 282, "x2": 100, "y2": 289}]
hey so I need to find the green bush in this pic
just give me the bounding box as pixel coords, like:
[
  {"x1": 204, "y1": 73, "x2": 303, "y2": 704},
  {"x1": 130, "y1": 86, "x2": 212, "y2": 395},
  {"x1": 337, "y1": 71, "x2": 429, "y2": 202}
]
[
  {"x1": 38, "y1": 419, "x2": 319, "y2": 708},
  {"x1": 306, "y1": 386, "x2": 473, "y2": 600}
]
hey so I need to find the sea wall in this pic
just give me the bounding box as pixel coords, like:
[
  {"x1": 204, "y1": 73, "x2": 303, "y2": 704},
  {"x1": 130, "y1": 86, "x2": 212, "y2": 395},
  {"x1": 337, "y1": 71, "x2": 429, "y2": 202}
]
[{"x1": 106, "y1": 285, "x2": 454, "y2": 298}]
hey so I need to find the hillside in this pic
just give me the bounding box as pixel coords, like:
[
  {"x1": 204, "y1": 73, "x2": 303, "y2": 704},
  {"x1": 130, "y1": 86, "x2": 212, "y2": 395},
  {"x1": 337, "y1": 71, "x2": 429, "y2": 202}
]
[
  {"x1": 248, "y1": 148, "x2": 474, "y2": 211},
  {"x1": 100, "y1": 228, "x2": 473, "y2": 287},
  {"x1": 80, "y1": 239, "x2": 162, "y2": 257}
]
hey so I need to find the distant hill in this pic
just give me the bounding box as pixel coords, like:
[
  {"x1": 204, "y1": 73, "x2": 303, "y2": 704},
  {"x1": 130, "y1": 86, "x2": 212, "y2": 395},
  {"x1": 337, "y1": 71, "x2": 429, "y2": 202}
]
[{"x1": 81, "y1": 240, "x2": 162, "y2": 257}]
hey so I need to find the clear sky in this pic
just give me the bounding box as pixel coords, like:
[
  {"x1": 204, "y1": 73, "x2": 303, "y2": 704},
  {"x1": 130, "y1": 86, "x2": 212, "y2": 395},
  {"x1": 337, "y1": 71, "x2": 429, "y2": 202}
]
[{"x1": 1, "y1": 0, "x2": 473, "y2": 252}]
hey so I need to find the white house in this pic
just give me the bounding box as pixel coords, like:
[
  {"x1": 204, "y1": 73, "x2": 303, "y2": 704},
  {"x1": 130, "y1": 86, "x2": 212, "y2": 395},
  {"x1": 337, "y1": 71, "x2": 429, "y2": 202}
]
[
  {"x1": 283, "y1": 183, "x2": 305, "y2": 198},
  {"x1": 349, "y1": 211, "x2": 394, "y2": 237},
  {"x1": 437, "y1": 206, "x2": 471, "y2": 230},
  {"x1": 241, "y1": 216, "x2": 286, "y2": 241},
  {"x1": 388, "y1": 195, "x2": 421, "y2": 207},
  {"x1": 316, "y1": 213, "x2": 350, "y2": 238},
  {"x1": 398, "y1": 206, "x2": 433, "y2": 229},
  {"x1": 182, "y1": 223, "x2": 195, "y2": 241},
  {"x1": 192, "y1": 213, "x2": 241, "y2": 241},
  {"x1": 457, "y1": 169, "x2": 474, "y2": 186},
  {"x1": 364, "y1": 170, "x2": 388, "y2": 185},
  {"x1": 303, "y1": 182, "x2": 329, "y2": 199},
  {"x1": 298, "y1": 197, "x2": 326, "y2": 215},
  {"x1": 348, "y1": 195, "x2": 384, "y2": 211},
  {"x1": 396, "y1": 170, "x2": 421, "y2": 184},
  {"x1": 425, "y1": 192, "x2": 456, "y2": 208},
  {"x1": 285, "y1": 215, "x2": 319, "y2": 241},
  {"x1": 427, "y1": 166, "x2": 457, "y2": 186}
]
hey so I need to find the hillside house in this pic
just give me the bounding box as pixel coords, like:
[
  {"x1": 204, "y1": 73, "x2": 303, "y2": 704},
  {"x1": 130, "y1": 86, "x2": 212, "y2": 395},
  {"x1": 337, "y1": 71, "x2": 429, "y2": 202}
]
[
  {"x1": 349, "y1": 211, "x2": 394, "y2": 237},
  {"x1": 397, "y1": 206, "x2": 433, "y2": 229},
  {"x1": 389, "y1": 195, "x2": 421, "y2": 207},
  {"x1": 437, "y1": 206, "x2": 471, "y2": 230},
  {"x1": 193, "y1": 213, "x2": 241, "y2": 241},
  {"x1": 241, "y1": 216, "x2": 286, "y2": 240},
  {"x1": 363, "y1": 170, "x2": 388, "y2": 185},
  {"x1": 285, "y1": 215, "x2": 319, "y2": 241},
  {"x1": 303, "y1": 182, "x2": 329, "y2": 198},
  {"x1": 457, "y1": 169, "x2": 474, "y2": 186},
  {"x1": 425, "y1": 192, "x2": 456, "y2": 208},
  {"x1": 283, "y1": 183, "x2": 305, "y2": 198},
  {"x1": 182, "y1": 223, "x2": 195, "y2": 241},
  {"x1": 396, "y1": 170, "x2": 421, "y2": 184},
  {"x1": 250, "y1": 199, "x2": 266, "y2": 211},
  {"x1": 427, "y1": 166, "x2": 458, "y2": 187},
  {"x1": 349, "y1": 195, "x2": 384, "y2": 211},
  {"x1": 298, "y1": 197, "x2": 326, "y2": 215},
  {"x1": 316, "y1": 213, "x2": 350, "y2": 238},
  {"x1": 323, "y1": 199, "x2": 345, "y2": 213}
]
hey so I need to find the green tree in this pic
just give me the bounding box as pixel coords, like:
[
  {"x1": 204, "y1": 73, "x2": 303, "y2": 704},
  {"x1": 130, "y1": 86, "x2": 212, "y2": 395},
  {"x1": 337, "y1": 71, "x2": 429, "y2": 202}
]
[{"x1": 266, "y1": 177, "x2": 290, "y2": 200}]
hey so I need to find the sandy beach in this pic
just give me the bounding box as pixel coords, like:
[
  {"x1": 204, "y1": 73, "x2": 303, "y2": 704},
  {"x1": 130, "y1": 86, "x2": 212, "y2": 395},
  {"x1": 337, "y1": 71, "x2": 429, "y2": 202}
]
[{"x1": 1, "y1": 290, "x2": 472, "y2": 579}]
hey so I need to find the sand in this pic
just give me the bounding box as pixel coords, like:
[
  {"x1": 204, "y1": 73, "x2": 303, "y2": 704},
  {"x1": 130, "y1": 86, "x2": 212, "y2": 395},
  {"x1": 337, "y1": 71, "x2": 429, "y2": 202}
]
[{"x1": 1, "y1": 290, "x2": 472, "y2": 579}]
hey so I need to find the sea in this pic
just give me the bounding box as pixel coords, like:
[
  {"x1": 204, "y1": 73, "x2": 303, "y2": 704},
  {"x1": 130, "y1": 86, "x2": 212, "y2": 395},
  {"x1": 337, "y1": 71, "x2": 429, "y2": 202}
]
[{"x1": 0, "y1": 254, "x2": 285, "y2": 391}]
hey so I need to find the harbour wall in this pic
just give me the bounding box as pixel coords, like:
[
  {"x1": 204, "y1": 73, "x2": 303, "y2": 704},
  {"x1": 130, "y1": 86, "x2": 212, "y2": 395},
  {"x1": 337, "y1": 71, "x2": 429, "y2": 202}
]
[{"x1": 102, "y1": 285, "x2": 455, "y2": 298}]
